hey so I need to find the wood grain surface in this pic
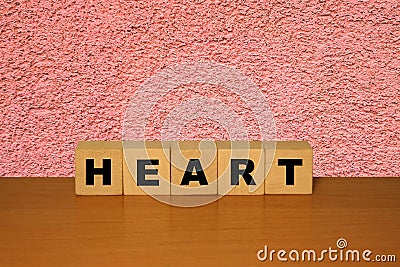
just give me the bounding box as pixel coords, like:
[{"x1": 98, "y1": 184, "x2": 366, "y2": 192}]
[{"x1": 0, "y1": 178, "x2": 398, "y2": 266}]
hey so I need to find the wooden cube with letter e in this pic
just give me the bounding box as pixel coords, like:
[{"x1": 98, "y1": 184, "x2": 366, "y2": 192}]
[
  {"x1": 75, "y1": 141, "x2": 123, "y2": 195},
  {"x1": 264, "y1": 141, "x2": 313, "y2": 194},
  {"x1": 123, "y1": 141, "x2": 171, "y2": 195}
]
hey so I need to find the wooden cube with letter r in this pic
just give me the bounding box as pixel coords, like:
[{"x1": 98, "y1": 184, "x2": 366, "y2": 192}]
[
  {"x1": 75, "y1": 141, "x2": 123, "y2": 195},
  {"x1": 218, "y1": 141, "x2": 265, "y2": 195}
]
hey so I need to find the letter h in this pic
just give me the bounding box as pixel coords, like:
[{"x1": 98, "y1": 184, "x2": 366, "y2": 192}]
[{"x1": 85, "y1": 159, "x2": 112, "y2": 186}]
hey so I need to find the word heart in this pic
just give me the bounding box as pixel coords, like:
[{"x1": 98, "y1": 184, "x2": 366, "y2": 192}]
[{"x1": 75, "y1": 140, "x2": 313, "y2": 195}]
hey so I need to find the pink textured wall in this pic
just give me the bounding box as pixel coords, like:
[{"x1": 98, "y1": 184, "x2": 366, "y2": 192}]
[{"x1": 1, "y1": 0, "x2": 399, "y2": 177}]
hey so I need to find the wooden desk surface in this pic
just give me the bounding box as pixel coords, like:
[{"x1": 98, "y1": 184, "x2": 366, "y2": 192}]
[{"x1": 0, "y1": 178, "x2": 398, "y2": 266}]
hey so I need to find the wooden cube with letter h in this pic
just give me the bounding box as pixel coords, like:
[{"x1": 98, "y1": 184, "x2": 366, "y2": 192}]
[
  {"x1": 123, "y1": 141, "x2": 171, "y2": 195},
  {"x1": 170, "y1": 141, "x2": 218, "y2": 195},
  {"x1": 75, "y1": 141, "x2": 123, "y2": 195},
  {"x1": 264, "y1": 141, "x2": 313, "y2": 194},
  {"x1": 218, "y1": 141, "x2": 265, "y2": 195}
]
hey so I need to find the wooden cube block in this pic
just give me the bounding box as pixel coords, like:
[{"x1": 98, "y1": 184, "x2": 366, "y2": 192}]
[
  {"x1": 75, "y1": 141, "x2": 123, "y2": 195},
  {"x1": 170, "y1": 141, "x2": 217, "y2": 195},
  {"x1": 123, "y1": 141, "x2": 171, "y2": 195},
  {"x1": 218, "y1": 141, "x2": 265, "y2": 195},
  {"x1": 264, "y1": 141, "x2": 313, "y2": 194}
]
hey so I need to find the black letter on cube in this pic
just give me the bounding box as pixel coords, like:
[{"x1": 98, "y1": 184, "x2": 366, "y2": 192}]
[
  {"x1": 231, "y1": 159, "x2": 256, "y2": 185},
  {"x1": 137, "y1": 159, "x2": 160, "y2": 186},
  {"x1": 85, "y1": 159, "x2": 112, "y2": 186},
  {"x1": 278, "y1": 159, "x2": 303, "y2": 185},
  {"x1": 180, "y1": 159, "x2": 208, "y2": 185}
]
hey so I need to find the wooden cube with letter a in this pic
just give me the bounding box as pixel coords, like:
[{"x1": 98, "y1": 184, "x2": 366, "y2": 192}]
[
  {"x1": 170, "y1": 141, "x2": 217, "y2": 195},
  {"x1": 264, "y1": 141, "x2": 313, "y2": 194},
  {"x1": 218, "y1": 141, "x2": 265, "y2": 195},
  {"x1": 123, "y1": 141, "x2": 170, "y2": 195},
  {"x1": 75, "y1": 141, "x2": 123, "y2": 195}
]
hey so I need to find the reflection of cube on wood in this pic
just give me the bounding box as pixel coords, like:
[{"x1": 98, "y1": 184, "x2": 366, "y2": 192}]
[
  {"x1": 217, "y1": 141, "x2": 265, "y2": 195},
  {"x1": 264, "y1": 141, "x2": 313, "y2": 194},
  {"x1": 123, "y1": 141, "x2": 171, "y2": 195},
  {"x1": 75, "y1": 141, "x2": 123, "y2": 195},
  {"x1": 170, "y1": 141, "x2": 218, "y2": 195}
]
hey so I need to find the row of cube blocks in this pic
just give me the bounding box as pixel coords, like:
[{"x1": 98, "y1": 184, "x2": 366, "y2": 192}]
[{"x1": 75, "y1": 140, "x2": 313, "y2": 195}]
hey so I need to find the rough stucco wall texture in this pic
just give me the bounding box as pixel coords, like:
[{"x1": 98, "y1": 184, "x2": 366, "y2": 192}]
[{"x1": 1, "y1": 0, "x2": 399, "y2": 177}]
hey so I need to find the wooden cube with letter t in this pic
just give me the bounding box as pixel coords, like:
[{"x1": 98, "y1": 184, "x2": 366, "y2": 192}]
[
  {"x1": 218, "y1": 141, "x2": 265, "y2": 195},
  {"x1": 75, "y1": 141, "x2": 123, "y2": 195},
  {"x1": 170, "y1": 141, "x2": 218, "y2": 195},
  {"x1": 123, "y1": 141, "x2": 171, "y2": 195},
  {"x1": 264, "y1": 141, "x2": 313, "y2": 194}
]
